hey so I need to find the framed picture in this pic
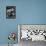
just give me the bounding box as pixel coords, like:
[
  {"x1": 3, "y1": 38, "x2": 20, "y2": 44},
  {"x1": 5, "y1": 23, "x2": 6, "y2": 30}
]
[
  {"x1": 18, "y1": 24, "x2": 46, "y2": 41},
  {"x1": 6, "y1": 6, "x2": 16, "y2": 19}
]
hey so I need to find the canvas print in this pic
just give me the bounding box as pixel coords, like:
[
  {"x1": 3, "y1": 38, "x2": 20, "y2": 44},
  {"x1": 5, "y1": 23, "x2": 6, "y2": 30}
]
[{"x1": 6, "y1": 6, "x2": 16, "y2": 19}]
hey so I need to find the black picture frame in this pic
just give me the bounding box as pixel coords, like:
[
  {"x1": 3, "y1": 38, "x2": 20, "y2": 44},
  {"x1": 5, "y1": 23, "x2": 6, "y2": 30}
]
[{"x1": 6, "y1": 6, "x2": 16, "y2": 19}]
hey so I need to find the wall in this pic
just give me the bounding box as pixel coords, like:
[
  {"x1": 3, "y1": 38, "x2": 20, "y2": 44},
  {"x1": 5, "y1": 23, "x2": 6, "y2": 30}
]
[{"x1": 0, "y1": 0, "x2": 46, "y2": 44}]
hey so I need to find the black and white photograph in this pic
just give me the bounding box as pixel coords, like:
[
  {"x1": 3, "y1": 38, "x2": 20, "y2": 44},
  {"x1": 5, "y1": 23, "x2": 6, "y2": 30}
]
[
  {"x1": 6, "y1": 6, "x2": 16, "y2": 19},
  {"x1": 18, "y1": 25, "x2": 46, "y2": 46}
]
